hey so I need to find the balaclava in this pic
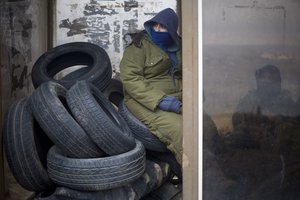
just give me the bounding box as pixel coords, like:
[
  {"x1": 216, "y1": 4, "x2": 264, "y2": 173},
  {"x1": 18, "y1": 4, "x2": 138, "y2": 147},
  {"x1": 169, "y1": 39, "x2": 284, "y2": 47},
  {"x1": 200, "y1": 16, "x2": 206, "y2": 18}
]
[
  {"x1": 144, "y1": 8, "x2": 180, "y2": 80},
  {"x1": 144, "y1": 8, "x2": 180, "y2": 52},
  {"x1": 255, "y1": 64, "x2": 281, "y2": 99}
]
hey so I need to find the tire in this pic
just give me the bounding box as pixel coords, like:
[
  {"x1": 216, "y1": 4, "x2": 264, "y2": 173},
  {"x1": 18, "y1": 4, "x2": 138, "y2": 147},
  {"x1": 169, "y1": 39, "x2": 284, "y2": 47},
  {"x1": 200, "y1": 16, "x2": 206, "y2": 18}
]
[
  {"x1": 61, "y1": 67, "x2": 89, "y2": 80},
  {"x1": 146, "y1": 150, "x2": 182, "y2": 181},
  {"x1": 66, "y1": 80, "x2": 136, "y2": 155},
  {"x1": 34, "y1": 195, "x2": 57, "y2": 200},
  {"x1": 3, "y1": 98, "x2": 54, "y2": 192},
  {"x1": 131, "y1": 160, "x2": 170, "y2": 199},
  {"x1": 29, "y1": 81, "x2": 104, "y2": 158},
  {"x1": 31, "y1": 42, "x2": 112, "y2": 90},
  {"x1": 118, "y1": 100, "x2": 167, "y2": 152},
  {"x1": 61, "y1": 67, "x2": 112, "y2": 92},
  {"x1": 34, "y1": 189, "x2": 57, "y2": 200},
  {"x1": 46, "y1": 161, "x2": 169, "y2": 200},
  {"x1": 51, "y1": 187, "x2": 136, "y2": 200},
  {"x1": 102, "y1": 78, "x2": 124, "y2": 107},
  {"x1": 144, "y1": 182, "x2": 182, "y2": 200},
  {"x1": 47, "y1": 140, "x2": 146, "y2": 191}
]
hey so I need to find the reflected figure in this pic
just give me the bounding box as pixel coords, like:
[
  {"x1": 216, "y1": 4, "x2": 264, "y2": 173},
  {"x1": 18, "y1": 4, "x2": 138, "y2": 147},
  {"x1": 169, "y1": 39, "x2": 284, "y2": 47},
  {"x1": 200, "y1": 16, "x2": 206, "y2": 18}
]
[
  {"x1": 232, "y1": 64, "x2": 297, "y2": 128},
  {"x1": 221, "y1": 64, "x2": 300, "y2": 200}
]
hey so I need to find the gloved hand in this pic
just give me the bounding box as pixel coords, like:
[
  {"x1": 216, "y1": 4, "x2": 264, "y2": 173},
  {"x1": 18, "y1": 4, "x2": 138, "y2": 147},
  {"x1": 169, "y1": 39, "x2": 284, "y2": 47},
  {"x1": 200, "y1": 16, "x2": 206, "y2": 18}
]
[{"x1": 158, "y1": 96, "x2": 182, "y2": 114}]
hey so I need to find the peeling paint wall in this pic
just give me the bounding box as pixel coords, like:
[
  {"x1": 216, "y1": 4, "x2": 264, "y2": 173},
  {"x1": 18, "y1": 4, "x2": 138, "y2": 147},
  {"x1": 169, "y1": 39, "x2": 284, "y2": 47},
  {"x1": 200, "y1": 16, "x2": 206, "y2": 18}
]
[
  {"x1": 55, "y1": 0, "x2": 177, "y2": 78},
  {"x1": 0, "y1": 0, "x2": 48, "y2": 103},
  {"x1": 0, "y1": 0, "x2": 48, "y2": 197}
]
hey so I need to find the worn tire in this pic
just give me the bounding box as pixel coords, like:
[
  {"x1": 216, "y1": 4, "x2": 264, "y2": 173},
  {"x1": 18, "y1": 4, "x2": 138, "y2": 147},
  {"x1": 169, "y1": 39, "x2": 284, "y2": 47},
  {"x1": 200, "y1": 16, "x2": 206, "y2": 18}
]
[
  {"x1": 102, "y1": 78, "x2": 124, "y2": 107},
  {"x1": 61, "y1": 67, "x2": 89, "y2": 81},
  {"x1": 34, "y1": 189, "x2": 57, "y2": 200},
  {"x1": 131, "y1": 160, "x2": 170, "y2": 199},
  {"x1": 31, "y1": 42, "x2": 112, "y2": 90},
  {"x1": 118, "y1": 100, "x2": 167, "y2": 152},
  {"x1": 144, "y1": 182, "x2": 182, "y2": 200},
  {"x1": 29, "y1": 81, "x2": 104, "y2": 158},
  {"x1": 3, "y1": 98, "x2": 54, "y2": 192},
  {"x1": 49, "y1": 186, "x2": 136, "y2": 200},
  {"x1": 34, "y1": 195, "x2": 57, "y2": 200},
  {"x1": 47, "y1": 140, "x2": 146, "y2": 191},
  {"x1": 147, "y1": 150, "x2": 182, "y2": 181},
  {"x1": 66, "y1": 80, "x2": 135, "y2": 155}
]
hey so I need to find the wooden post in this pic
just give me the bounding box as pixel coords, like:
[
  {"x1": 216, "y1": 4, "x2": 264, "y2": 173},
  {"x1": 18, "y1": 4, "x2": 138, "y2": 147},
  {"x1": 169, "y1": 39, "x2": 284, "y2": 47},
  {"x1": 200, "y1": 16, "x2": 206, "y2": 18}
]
[{"x1": 182, "y1": 0, "x2": 200, "y2": 199}]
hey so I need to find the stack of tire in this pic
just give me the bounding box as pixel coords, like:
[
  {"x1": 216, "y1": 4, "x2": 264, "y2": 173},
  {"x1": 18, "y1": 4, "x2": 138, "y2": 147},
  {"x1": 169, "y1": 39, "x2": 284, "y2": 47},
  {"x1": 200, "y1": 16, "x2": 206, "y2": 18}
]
[{"x1": 3, "y1": 42, "x2": 182, "y2": 200}]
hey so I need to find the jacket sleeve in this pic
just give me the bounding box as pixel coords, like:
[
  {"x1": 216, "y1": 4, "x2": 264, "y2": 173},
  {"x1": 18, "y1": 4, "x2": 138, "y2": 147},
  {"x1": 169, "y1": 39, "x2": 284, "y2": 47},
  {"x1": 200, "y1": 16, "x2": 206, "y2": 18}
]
[{"x1": 120, "y1": 44, "x2": 166, "y2": 111}]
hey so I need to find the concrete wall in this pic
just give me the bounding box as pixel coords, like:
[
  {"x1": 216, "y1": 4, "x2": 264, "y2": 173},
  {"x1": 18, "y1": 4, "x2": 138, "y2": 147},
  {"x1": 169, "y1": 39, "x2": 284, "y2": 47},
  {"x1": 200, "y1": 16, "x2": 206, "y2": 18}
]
[
  {"x1": 54, "y1": 0, "x2": 177, "y2": 78},
  {"x1": 203, "y1": 0, "x2": 300, "y2": 132},
  {"x1": 0, "y1": 0, "x2": 48, "y2": 103},
  {"x1": 0, "y1": 0, "x2": 48, "y2": 198}
]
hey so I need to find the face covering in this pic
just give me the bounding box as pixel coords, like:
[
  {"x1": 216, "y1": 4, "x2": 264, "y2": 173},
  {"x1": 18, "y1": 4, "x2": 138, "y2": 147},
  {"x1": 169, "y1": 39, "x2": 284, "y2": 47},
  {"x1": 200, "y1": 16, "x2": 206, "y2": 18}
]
[
  {"x1": 150, "y1": 27, "x2": 178, "y2": 84},
  {"x1": 150, "y1": 28, "x2": 173, "y2": 51},
  {"x1": 257, "y1": 80, "x2": 281, "y2": 99}
]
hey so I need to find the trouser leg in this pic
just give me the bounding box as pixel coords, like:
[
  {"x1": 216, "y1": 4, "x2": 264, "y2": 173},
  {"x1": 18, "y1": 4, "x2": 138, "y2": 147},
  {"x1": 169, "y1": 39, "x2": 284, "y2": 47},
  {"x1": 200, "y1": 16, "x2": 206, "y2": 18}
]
[{"x1": 143, "y1": 110, "x2": 183, "y2": 165}]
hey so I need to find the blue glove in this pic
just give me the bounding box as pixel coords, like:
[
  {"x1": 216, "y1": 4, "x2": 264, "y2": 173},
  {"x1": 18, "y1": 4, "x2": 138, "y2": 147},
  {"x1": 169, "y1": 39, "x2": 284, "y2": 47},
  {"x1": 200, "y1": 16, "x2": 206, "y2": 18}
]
[{"x1": 158, "y1": 96, "x2": 182, "y2": 114}]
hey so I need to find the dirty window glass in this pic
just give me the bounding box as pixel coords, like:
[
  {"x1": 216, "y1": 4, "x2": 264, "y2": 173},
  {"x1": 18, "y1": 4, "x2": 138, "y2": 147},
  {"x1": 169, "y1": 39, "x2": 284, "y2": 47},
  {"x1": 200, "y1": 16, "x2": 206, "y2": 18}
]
[{"x1": 203, "y1": 1, "x2": 300, "y2": 199}]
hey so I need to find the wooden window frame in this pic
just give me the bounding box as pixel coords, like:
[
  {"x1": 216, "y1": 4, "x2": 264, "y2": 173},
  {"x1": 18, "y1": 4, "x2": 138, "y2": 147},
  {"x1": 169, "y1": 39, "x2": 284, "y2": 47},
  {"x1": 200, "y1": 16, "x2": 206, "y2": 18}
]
[{"x1": 182, "y1": 0, "x2": 201, "y2": 199}]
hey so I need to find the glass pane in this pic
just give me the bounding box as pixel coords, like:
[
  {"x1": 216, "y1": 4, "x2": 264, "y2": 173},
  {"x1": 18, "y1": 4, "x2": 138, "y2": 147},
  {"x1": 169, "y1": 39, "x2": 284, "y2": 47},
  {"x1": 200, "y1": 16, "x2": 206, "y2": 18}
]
[{"x1": 203, "y1": 1, "x2": 300, "y2": 199}]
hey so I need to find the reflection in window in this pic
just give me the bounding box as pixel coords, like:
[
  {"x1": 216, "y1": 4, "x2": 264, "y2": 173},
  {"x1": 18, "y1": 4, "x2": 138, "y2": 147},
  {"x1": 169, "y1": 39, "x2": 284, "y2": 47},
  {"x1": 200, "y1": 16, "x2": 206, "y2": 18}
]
[{"x1": 203, "y1": 1, "x2": 300, "y2": 199}]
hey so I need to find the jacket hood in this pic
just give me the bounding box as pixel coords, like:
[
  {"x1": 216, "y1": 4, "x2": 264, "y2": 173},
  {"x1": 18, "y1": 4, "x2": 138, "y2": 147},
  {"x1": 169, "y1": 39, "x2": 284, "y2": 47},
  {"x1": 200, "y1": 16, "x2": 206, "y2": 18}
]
[{"x1": 144, "y1": 8, "x2": 179, "y2": 52}]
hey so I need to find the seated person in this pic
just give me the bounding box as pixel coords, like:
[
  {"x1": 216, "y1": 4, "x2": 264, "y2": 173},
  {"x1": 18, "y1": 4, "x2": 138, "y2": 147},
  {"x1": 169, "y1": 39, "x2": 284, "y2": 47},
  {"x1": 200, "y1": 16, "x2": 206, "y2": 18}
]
[
  {"x1": 229, "y1": 64, "x2": 298, "y2": 152},
  {"x1": 232, "y1": 64, "x2": 297, "y2": 128},
  {"x1": 120, "y1": 8, "x2": 183, "y2": 165}
]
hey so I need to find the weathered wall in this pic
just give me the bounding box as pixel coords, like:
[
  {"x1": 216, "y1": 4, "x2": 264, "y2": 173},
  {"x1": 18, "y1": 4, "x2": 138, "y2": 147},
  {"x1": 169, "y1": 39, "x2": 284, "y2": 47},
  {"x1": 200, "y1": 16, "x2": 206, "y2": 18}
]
[
  {"x1": 54, "y1": 0, "x2": 177, "y2": 78},
  {"x1": 0, "y1": 0, "x2": 48, "y2": 103},
  {"x1": 0, "y1": 0, "x2": 48, "y2": 198},
  {"x1": 203, "y1": 0, "x2": 300, "y2": 46},
  {"x1": 203, "y1": 0, "x2": 300, "y2": 132}
]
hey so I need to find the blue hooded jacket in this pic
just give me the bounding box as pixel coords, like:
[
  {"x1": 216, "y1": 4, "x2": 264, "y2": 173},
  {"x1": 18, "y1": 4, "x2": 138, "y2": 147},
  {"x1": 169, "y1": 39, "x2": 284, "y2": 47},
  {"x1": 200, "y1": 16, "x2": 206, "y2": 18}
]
[
  {"x1": 144, "y1": 8, "x2": 180, "y2": 80},
  {"x1": 144, "y1": 8, "x2": 180, "y2": 52}
]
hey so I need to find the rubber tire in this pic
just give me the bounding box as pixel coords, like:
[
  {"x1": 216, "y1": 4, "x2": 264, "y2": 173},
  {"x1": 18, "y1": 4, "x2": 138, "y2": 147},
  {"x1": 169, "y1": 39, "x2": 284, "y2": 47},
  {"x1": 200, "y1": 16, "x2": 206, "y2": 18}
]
[
  {"x1": 47, "y1": 140, "x2": 146, "y2": 191},
  {"x1": 31, "y1": 42, "x2": 112, "y2": 90},
  {"x1": 34, "y1": 194, "x2": 57, "y2": 200},
  {"x1": 144, "y1": 182, "x2": 182, "y2": 200},
  {"x1": 29, "y1": 81, "x2": 104, "y2": 158},
  {"x1": 61, "y1": 67, "x2": 112, "y2": 92},
  {"x1": 102, "y1": 78, "x2": 124, "y2": 107},
  {"x1": 146, "y1": 150, "x2": 182, "y2": 181},
  {"x1": 3, "y1": 98, "x2": 54, "y2": 192},
  {"x1": 131, "y1": 160, "x2": 170, "y2": 199},
  {"x1": 118, "y1": 100, "x2": 167, "y2": 152},
  {"x1": 47, "y1": 160, "x2": 169, "y2": 199},
  {"x1": 50, "y1": 187, "x2": 136, "y2": 200},
  {"x1": 34, "y1": 188, "x2": 57, "y2": 200},
  {"x1": 61, "y1": 67, "x2": 89, "y2": 81},
  {"x1": 66, "y1": 80, "x2": 135, "y2": 155}
]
